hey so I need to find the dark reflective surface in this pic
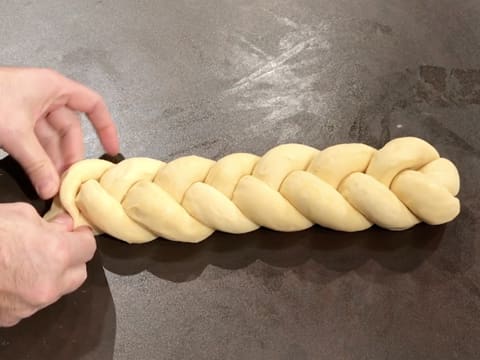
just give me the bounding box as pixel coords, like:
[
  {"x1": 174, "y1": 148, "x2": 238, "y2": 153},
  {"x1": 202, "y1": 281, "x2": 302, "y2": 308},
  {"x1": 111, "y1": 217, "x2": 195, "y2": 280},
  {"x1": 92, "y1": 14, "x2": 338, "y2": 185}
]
[
  {"x1": 1, "y1": 0, "x2": 480, "y2": 359},
  {"x1": 0, "y1": 252, "x2": 116, "y2": 360},
  {"x1": 0, "y1": 158, "x2": 116, "y2": 360},
  {"x1": 97, "y1": 224, "x2": 447, "y2": 282}
]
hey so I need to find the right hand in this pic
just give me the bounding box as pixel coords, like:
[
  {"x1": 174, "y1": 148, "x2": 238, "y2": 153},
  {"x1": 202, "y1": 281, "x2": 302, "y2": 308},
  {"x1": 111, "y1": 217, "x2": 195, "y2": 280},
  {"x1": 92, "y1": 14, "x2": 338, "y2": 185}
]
[{"x1": 0, "y1": 202, "x2": 96, "y2": 327}]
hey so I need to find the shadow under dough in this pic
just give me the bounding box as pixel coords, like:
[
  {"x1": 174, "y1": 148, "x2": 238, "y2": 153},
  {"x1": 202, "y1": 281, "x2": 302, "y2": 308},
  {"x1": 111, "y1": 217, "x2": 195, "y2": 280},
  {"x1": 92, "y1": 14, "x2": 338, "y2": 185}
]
[{"x1": 96, "y1": 222, "x2": 446, "y2": 282}]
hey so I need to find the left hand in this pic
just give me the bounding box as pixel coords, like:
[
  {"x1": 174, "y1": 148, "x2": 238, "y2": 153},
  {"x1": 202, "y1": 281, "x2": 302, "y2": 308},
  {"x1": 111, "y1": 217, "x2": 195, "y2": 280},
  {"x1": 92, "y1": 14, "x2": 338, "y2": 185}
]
[{"x1": 0, "y1": 67, "x2": 120, "y2": 199}]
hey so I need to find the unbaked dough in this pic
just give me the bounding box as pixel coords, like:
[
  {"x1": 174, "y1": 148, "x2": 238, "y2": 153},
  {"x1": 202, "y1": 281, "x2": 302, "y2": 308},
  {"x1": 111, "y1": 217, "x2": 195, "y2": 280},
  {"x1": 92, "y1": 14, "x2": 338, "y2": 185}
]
[{"x1": 44, "y1": 137, "x2": 461, "y2": 244}]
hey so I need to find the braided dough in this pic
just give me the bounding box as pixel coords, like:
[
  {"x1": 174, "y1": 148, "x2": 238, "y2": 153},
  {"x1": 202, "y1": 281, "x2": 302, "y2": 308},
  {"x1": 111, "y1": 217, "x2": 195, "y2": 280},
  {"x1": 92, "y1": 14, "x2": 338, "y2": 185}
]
[{"x1": 44, "y1": 137, "x2": 461, "y2": 244}]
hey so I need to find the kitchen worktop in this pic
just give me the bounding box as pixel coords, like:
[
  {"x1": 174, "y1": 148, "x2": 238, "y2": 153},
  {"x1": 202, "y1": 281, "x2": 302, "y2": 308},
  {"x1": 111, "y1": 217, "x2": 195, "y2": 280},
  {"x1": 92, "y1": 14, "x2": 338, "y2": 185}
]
[{"x1": 0, "y1": 1, "x2": 479, "y2": 359}]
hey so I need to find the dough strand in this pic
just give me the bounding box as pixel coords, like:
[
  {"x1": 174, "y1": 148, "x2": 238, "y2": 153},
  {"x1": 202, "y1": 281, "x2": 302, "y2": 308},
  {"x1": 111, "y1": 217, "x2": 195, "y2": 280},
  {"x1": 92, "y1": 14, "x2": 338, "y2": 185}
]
[{"x1": 44, "y1": 137, "x2": 461, "y2": 244}]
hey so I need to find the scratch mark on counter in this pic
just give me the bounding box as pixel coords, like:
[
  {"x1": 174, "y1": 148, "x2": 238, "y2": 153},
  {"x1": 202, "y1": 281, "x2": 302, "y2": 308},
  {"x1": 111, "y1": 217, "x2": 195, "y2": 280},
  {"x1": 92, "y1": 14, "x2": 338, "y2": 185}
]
[
  {"x1": 237, "y1": 35, "x2": 272, "y2": 60},
  {"x1": 227, "y1": 37, "x2": 319, "y2": 93},
  {"x1": 273, "y1": 15, "x2": 299, "y2": 29}
]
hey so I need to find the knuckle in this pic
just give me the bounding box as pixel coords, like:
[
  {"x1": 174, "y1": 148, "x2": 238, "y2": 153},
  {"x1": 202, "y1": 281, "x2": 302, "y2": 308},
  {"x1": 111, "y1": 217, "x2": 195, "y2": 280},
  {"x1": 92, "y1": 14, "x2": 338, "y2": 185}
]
[
  {"x1": 77, "y1": 267, "x2": 88, "y2": 286},
  {"x1": 50, "y1": 238, "x2": 70, "y2": 268},
  {"x1": 1, "y1": 317, "x2": 20, "y2": 328},
  {"x1": 24, "y1": 158, "x2": 51, "y2": 176},
  {"x1": 76, "y1": 229, "x2": 97, "y2": 260},
  {"x1": 65, "y1": 266, "x2": 87, "y2": 294},
  {"x1": 86, "y1": 235, "x2": 97, "y2": 259},
  {"x1": 31, "y1": 283, "x2": 59, "y2": 306},
  {"x1": 86, "y1": 90, "x2": 103, "y2": 110},
  {"x1": 17, "y1": 307, "x2": 37, "y2": 319},
  {"x1": 92, "y1": 92, "x2": 102, "y2": 104}
]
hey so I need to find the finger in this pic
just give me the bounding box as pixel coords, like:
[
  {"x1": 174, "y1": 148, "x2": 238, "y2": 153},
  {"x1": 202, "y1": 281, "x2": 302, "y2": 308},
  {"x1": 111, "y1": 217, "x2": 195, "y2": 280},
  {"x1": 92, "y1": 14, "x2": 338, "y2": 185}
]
[
  {"x1": 34, "y1": 116, "x2": 63, "y2": 173},
  {"x1": 50, "y1": 75, "x2": 120, "y2": 155},
  {"x1": 2, "y1": 127, "x2": 59, "y2": 199},
  {"x1": 47, "y1": 212, "x2": 74, "y2": 232},
  {"x1": 71, "y1": 94, "x2": 119, "y2": 156},
  {"x1": 46, "y1": 107, "x2": 84, "y2": 173},
  {"x1": 63, "y1": 226, "x2": 97, "y2": 266},
  {"x1": 61, "y1": 264, "x2": 88, "y2": 295}
]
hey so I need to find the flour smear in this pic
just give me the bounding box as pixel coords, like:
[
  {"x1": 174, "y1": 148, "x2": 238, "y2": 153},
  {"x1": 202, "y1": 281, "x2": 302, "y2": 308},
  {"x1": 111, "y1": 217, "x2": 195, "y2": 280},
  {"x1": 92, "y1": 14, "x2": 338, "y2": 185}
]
[{"x1": 224, "y1": 15, "x2": 332, "y2": 140}]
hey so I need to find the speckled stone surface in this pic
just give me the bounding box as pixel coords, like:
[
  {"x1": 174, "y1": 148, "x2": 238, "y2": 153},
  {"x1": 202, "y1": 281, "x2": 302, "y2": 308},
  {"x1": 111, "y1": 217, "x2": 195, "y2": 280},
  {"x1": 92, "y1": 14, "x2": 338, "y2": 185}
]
[{"x1": 0, "y1": 1, "x2": 480, "y2": 359}]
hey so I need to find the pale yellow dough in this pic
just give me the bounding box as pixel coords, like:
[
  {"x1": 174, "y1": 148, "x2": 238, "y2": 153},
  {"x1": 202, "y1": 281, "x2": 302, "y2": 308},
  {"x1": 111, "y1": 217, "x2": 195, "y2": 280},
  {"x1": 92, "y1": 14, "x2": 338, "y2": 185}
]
[{"x1": 44, "y1": 137, "x2": 461, "y2": 244}]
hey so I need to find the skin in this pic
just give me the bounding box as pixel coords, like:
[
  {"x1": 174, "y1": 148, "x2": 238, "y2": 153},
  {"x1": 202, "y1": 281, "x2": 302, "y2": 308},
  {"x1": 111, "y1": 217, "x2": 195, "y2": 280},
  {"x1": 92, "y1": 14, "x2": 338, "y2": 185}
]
[{"x1": 0, "y1": 67, "x2": 120, "y2": 327}]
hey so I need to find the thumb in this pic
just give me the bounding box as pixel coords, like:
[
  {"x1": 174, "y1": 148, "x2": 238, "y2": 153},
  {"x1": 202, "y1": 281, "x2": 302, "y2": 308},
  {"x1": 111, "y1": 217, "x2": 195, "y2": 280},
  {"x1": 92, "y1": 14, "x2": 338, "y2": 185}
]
[
  {"x1": 3, "y1": 129, "x2": 59, "y2": 199},
  {"x1": 48, "y1": 212, "x2": 74, "y2": 232}
]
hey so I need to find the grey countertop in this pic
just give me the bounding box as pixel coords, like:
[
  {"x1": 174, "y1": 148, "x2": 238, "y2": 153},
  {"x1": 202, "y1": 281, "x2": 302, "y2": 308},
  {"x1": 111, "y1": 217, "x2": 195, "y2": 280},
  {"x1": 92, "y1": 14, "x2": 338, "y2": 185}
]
[{"x1": 0, "y1": 1, "x2": 480, "y2": 359}]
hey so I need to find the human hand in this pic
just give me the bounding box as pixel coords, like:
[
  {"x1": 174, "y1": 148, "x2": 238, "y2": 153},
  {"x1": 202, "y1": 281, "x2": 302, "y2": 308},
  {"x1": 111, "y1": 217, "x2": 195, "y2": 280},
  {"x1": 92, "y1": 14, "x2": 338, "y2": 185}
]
[
  {"x1": 0, "y1": 67, "x2": 120, "y2": 199},
  {"x1": 0, "y1": 203, "x2": 96, "y2": 327}
]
